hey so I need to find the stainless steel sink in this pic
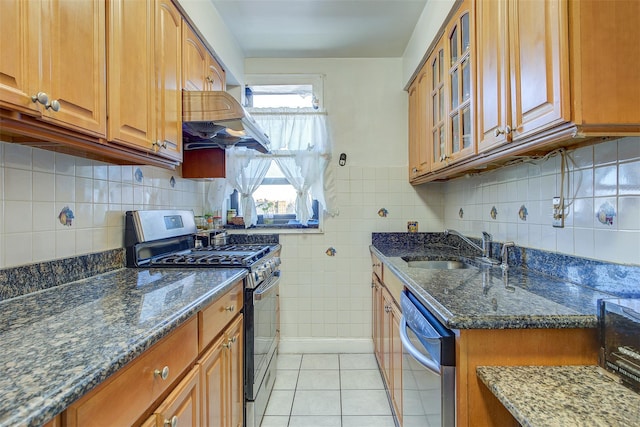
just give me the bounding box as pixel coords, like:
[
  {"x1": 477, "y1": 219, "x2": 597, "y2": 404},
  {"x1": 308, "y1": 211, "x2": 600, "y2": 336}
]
[{"x1": 407, "y1": 260, "x2": 475, "y2": 270}]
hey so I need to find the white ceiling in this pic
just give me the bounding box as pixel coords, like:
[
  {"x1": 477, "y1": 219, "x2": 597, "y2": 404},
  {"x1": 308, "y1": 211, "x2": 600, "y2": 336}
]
[{"x1": 210, "y1": 0, "x2": 429, "y2": 58}]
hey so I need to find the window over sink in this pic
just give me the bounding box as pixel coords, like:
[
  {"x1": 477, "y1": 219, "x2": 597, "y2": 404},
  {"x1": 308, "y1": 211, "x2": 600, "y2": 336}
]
[{"x1": 224, "y1": 74, "x2": 333, "y2": 232}]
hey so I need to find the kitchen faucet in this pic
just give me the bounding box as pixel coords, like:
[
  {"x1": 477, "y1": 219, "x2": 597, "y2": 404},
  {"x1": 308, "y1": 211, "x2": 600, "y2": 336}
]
[
  {"x1": 444, "y1": 229, "x2": 496, "y2": 263},
  {"x1": 500, "y1": 241, "x2": 515, "y2": 271}
]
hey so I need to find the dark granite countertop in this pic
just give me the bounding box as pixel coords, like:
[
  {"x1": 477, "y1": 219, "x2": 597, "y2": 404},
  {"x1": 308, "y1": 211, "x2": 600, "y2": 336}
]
[
  {"x1": 476, "y1": 365, "x2": 640, "y2": 426},
  {"x1": 370, "y1": 235, "x2": 626, "y2": 329},
  {"x1": 0, "y1": 267, "x2": 247, "y2": 427}
]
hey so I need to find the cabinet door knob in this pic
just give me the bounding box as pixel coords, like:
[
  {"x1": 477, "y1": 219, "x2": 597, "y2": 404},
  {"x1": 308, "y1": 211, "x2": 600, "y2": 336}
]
[
  {"x1": 164, "y1": 415, "x2": 178, "y2": 427},
  {"x1": 152, "y1": 140, "x2": 168, "y2": 151},
  {"x1": 154, "y1": 366, "x2": 170, "y2": 380},
  {"x1": 45, "y1": 99, "x2": 61, "y2": 112},
  {"x1": 225, "y1": 305, "x2": 235, "y2": 312},
  {"x1": 494, "y1": 126, "x2": 512, "y2": 137},
  {"x1": 31, "y1": 92, "x2": 49, "y2": 105}
]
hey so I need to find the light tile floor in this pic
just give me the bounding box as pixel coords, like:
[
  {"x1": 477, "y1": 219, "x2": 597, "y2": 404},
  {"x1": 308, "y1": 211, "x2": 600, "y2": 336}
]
[{"x1": 261, "y1": 353, "x2": 396, "y2": 427}]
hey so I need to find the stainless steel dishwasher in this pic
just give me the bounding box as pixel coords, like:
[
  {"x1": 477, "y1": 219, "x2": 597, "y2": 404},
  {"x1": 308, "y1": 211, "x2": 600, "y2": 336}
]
[{"x1": 399, "y1": 290, "x2": 456, "y2": 427}]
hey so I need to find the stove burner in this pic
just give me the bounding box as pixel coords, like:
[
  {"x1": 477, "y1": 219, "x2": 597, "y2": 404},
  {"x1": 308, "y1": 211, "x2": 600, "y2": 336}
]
[{"x1": 150, "y1": 244, "x2": 274, "y2": 267}]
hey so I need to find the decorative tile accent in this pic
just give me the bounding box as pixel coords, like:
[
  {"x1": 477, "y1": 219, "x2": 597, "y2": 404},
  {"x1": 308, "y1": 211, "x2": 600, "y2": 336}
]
[
  {"x1": 490, "y1": 206, "x2": 498, "y2": 220},
  {"x1": 459, "y1": 208, "x2": 464, "y2": 219},
  {"x1": 169, "y1": 176, "x2": 176, "y2": 188},
  {"x1": 596, "y1": 201, "x2": 616, "y2": 225},
  {"x1": 407, "y1": 221, "x2": 418, "y2": 233},
  {"x1": 58, "y1": 206, "x2": 74, "y2": 226},
  {"x1": 377, "y1": 208, "x2": 388, "y2": 218},
  {"x1": 518, "y1": 205, "x2": 528, "y2": 221},
  {"x1": 134, "y1": 167, "x2": 144, "y2": 183},
  {"x1": 325, "y1": 247, "x2": 337, "y2": 256}
]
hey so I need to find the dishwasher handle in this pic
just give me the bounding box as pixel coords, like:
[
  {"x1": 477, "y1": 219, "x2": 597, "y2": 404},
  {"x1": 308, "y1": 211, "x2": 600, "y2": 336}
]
[{"x1": 399, "y1": 316, "x2": 441, "y2": 375}]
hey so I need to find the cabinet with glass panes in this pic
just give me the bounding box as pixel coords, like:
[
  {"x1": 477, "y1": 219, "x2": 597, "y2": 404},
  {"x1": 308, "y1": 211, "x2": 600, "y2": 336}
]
[{"x1": 429, "y1": 0, "x2": 475, "y2": 172}]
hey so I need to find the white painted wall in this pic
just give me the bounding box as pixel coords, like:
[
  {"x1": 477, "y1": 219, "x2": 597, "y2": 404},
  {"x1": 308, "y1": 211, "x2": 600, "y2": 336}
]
[
  {"x1": 245, "y1": 58, "x2": 445, "y2": 353},
  {"x1": 402, "y1": 0, "x2": 457, "y2": 86}
]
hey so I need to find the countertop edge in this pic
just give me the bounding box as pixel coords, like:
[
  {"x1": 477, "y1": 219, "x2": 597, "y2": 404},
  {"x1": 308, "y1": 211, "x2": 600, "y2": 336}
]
[{"x1": 5, "y1": 268, "x2": 247, "y2": 427}]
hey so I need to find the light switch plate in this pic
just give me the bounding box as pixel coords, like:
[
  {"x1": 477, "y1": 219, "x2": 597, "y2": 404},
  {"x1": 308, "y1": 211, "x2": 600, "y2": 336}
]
[{"x1": 552, "y1": 197, "x2": 564, "y2": 228}]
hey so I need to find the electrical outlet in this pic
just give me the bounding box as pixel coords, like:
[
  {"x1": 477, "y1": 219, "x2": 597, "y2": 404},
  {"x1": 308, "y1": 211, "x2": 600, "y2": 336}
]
[{"x1": 552, "y1": 196, "x2": 564, "y2": 228}]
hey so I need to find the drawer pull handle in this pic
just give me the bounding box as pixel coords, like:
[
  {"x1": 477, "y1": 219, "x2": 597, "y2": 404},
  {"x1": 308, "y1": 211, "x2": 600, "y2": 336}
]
[
  {"x1": 164, "y1": 415, "x2": 178, "y2": 427},
  {"x1": 154, "y1": 366, "x2": 170, "y2": 380},
  {"x1": 225, "y1": 305, "x2": 235, "y2": 312}
]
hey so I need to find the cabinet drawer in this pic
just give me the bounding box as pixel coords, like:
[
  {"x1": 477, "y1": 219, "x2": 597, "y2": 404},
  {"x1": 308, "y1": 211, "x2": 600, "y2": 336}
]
[
  {"x1": 199, "y1": 281, "x2": 243, "y2": 351},
  {"x1": 65, "y1": 317, "x2": 198, "y2": 427},
  {"x1": 151, "y1": 365, "x2": 201, "y2": 427}
]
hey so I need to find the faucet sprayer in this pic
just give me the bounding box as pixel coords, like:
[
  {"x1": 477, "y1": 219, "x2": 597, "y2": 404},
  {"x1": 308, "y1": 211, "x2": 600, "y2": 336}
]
[{"x1": 444, "y1": 229, "x2": 497, "y2": 264}]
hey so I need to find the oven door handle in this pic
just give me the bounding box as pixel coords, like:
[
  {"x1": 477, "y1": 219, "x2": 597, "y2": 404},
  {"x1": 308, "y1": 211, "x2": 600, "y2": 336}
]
[
  {"x1": 399, "y1": 316, "x2": 441, "y2": 374},
  {"x1": 254, "y1": 275, "x2": 280, "y2": 301}
]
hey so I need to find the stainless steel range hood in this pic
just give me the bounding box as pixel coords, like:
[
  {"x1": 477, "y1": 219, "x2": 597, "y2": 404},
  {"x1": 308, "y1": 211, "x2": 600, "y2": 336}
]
[{"x1": 182, "y1": 91, "x2": 271, "y2": 153}]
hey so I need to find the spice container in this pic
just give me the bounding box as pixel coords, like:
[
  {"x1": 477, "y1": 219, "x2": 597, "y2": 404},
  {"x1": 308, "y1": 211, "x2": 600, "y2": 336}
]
[
  {"x1": 226, "y1": 209, "x2": 237, "y2": 224},
  {"x1": 195, "y1": 216, "x2": 206, "y2": 230}
]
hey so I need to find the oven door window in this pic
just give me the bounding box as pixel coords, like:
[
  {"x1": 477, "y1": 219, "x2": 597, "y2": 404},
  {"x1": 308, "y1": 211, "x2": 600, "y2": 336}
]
[{"x1": 253, "y1": 276, "x2": 279, "y2": 381}]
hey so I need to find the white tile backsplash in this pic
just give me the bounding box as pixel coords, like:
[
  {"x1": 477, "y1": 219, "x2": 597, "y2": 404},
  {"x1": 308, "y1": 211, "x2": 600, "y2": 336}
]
[
  {"x1": 443, "y1": 137, "x2": 640, "y2": 265},
  {"x1": 0, "y1": 141, "x2": 205, "y2": 268}
]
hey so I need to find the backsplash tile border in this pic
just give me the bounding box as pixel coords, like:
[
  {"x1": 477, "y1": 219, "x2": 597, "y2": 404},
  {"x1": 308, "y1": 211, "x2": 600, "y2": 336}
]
[
  {"x1": 372, "y1": 232, "x2": 640, "y2": 298},
  {"x1": 0, "y1": 249, "x2": 124, "y2": 302}
]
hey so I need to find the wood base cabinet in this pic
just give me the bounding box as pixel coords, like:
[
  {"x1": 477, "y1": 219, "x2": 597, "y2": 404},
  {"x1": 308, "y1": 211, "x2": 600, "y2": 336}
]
[
  {"x1": 199, "y1": 315, "x2": 244, "y2": 427},
  {"x1": 149, "y1": 367, "x2": 201, "y2": 427},
  {"x1": 455, "y1": 327, "x2": 598, "y2": 426},
  {"x1": 63, "y1": 281, "x2": 244, "y2": 427},
  {"x1": 372, "y1": 272, "x2": 403, "y2": 425}
]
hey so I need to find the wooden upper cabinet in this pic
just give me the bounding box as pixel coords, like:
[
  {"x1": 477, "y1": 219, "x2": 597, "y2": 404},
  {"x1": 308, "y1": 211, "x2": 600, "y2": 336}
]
[
  {"x1": 428, "y1": 40, "x2": 448, "y2": 172},
  {"x1": 445, "y1": 0, "x2": 475, "y2": 162},
  {"x1": 41, "y1": 0, "x2": 106, "y2": 136},
  {"x1": 182, "y1": 23, "x2": 226, "y2": 92},
  {"x1": 569, "y1": 0, "x2": 640, "y2": 131},
  {"x1": 182, "y1": 24, "x2": 209, "y2": 91},
  {"x1": 0, "y1": 0, "x2": 106, "y2": 136},
  {"x1": 408, "y1": 67, "x2": 429, "y2": 180},
  {"x1": 107, "y1": 0, "x2": 156, "y2": 151},
  {"x1": 206, "y1": 56, "x2": 225, "y2": 91},
  {"x1": 478, "y1": 0, "x2": 569, "y2": 153},
  {"x1": 155, "y1": 0, "x2": 183, "y2": 161},
  {"x1": 476, "y1": 0, "x2": 509, "y2": 151},
  {"x1": 0, "y1": 0, "x2": 41, "y2": 115},
  {"x1": 507, "y1": 0, "x2": 568, "y2": 143}
]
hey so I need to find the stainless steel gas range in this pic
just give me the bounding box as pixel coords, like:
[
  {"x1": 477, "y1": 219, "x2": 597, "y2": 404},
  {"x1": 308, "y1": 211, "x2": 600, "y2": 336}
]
[{"x1": 125, "y1": 209, "x2": 281, "y2": 427}]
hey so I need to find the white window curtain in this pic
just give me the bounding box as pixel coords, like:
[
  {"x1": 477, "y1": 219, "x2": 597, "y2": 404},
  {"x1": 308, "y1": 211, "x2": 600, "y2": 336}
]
[
  {"x1": 249, "y1": 107, "x2": 335, "y2": 224},
  {"x1": 224, "y1": 147, "x2": 271, "y2": 227}
]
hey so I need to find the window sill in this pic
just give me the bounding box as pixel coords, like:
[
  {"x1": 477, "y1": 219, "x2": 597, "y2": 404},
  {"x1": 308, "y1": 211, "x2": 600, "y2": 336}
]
[{"x1": 225, "y1": 224, "x2": 323, "y2": 234}]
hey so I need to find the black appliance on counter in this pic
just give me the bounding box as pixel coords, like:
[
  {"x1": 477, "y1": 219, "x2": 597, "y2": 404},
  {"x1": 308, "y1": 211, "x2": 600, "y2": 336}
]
[
  {"x1": 599, "y1": 298, "x2": 640, "y2": 393},
  {"x1": 125, "y1": 210, "x2": 281, "y2": 427}
]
